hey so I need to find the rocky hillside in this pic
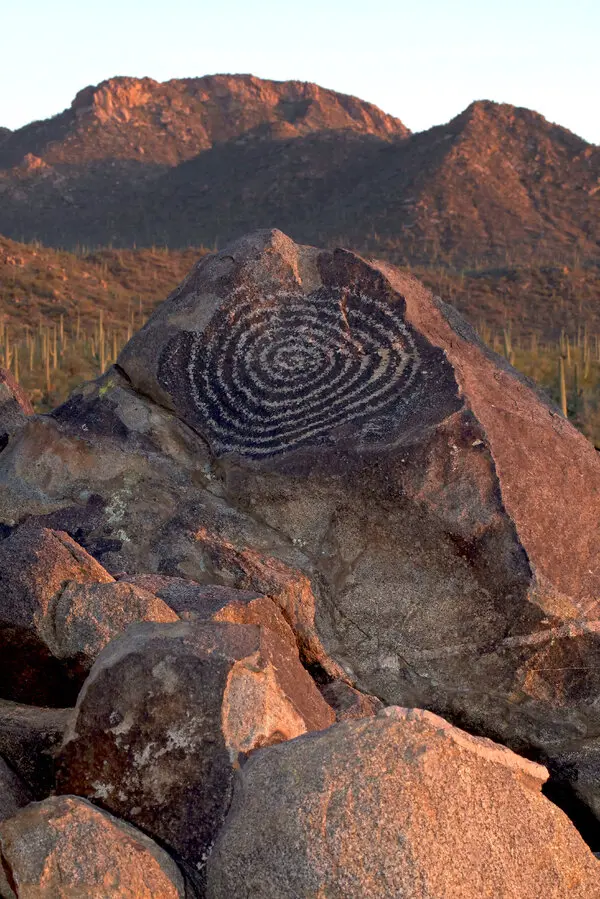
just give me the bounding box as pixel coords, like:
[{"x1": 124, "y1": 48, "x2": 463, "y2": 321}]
[
  {"x1": 0, "y1": 234, "x2": 204, "y2": 330},
  {"x1": 2, "y1": 232, "x2": 599, "y2": 342},
  {"x1": 1, "y1": 230, "x2": 600, "y2": 895},
  {"x1": 0, "y1": 75, "x2": 597, "y2": 267},
  {"x1": 0, "y1": 74, "x2": 407, "y2": 169}
]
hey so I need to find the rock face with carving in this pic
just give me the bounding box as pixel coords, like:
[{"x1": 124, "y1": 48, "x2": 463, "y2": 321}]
[
  {"x1": 1, "y1": 227, "x2": 600, "y2": 870},
  {"x1": 116, "y1": 229, "x2": 600, "y2": 758}
]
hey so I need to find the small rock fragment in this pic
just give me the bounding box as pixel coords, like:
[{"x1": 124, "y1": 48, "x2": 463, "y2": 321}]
[{"x1": 319, "y1": 679, "x2": 383, "y2": 721}]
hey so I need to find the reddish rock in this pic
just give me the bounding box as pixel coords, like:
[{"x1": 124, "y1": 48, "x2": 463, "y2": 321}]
[
  {"x1": 207, "y1": 707, "x2": 600, "y2": 898},
  {"x1": 47, "y1": 579, "x2": 178, "y2": 675},
  {"x1": 0, "y1": 368, "x2": 33, "y2": 451},
  {"x1": 0, "y1": 795, "x2": 185, "y2": 898},
  {"x1": 0, "y1": 700, "x2": 71, "y2": 798},
  {"x1": 186, "y1": 530, "x2": 345, "y2": 676},
  {"x1": 56, "y1": 620, "x2": 334, "y2": 890},
  {"x1": 0, "y1": 529, "x2": 173, "y2": 705}
]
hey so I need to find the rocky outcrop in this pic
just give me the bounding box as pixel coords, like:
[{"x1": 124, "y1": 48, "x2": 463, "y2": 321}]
[
  {"x1": 0, "y1": 757, "x2": 30, "y2": 822},
  {"x1": 0, "y1": 795, "x2": 185, "y2": 898},
  {"x1": 2, "y1": 229, "x2": 600, "y2": 815},
  {"x1": 0, "y1": 74, "x2": 408, "y2": 170},
  {"x1": 56, "y1": 619, "x2": 334, "y2": 888},
  {"x1": 0, "y1": 527, "x2": 176, "y2": 705},
  {"x1": 0, "y1": 700, "x2": 71, "y2": 798},
  {"x1": 117, "y1": 230, "x2": 600, "y2": 756},
  {"x1": 207, "y1": 708, "x2": 600, "y2": 898}
]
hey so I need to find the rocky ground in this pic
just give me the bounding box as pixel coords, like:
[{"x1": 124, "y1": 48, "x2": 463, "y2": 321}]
[{"x1": 0, "y1": 230, "x2": 599, "y2": 896}]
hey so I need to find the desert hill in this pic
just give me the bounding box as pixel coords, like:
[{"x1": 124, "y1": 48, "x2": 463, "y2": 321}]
[
  {"x1": 0, "y1": 74, "x2": 407, "y2": 169},
  {"x1": 3, "y1": 232, "x2": 599, "y2": 341},
  {"x1": 0, "y1": 75, "x2": 597, "y2": 267}
]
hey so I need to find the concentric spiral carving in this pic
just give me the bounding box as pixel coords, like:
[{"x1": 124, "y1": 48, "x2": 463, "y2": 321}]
[{"x1": 159, "y1": 286, "x2": 423, "y2": 458}]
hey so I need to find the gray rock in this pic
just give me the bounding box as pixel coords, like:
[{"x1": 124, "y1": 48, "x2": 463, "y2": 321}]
[
  {"x1": 56, "y1": 619, "x2": 334, "y2": 890},
  {"x1": 0, "y1": 700, "x2": 71, "y2": 798},
  {"x1": 207, "y1": 707, "x2": 600, "y2": 898},
  {"x1": 0, "y1": 757, "x2": 30, "y2": 822}
]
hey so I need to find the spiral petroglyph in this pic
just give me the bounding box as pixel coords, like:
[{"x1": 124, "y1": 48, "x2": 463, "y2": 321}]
[{"x1": 159, "y1": 286, "x2": 423, "y2": 457}]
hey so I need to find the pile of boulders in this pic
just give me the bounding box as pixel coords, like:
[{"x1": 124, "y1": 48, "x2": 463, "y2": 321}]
[
  {"x1": 0, "y1": 525, "x2": 598, "y2": 897},
  {"x1": 1, "y1": 229, "x2": 600, "y2": 896}
]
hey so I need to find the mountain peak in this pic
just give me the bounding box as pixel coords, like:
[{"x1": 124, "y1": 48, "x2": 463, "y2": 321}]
[
  {"x1": 0, "y1": 74, "x2": 409, "y2": 170},
  {"x1": 450, "y1": 99, "x2": 590, "y2": 151}
]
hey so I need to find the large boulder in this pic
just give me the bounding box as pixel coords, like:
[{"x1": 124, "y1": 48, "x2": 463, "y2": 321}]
[
  {"x1": 207, "y1": 707, "x2": 600, "y2": 898},
  {"x1": 0, "y1": 528, "x2": 177, "y2": 705},
  {"x1": 0, "y1": 795, "x2": 185, "y2": 898},
  {"x1": 2, "y1": 229, "x2": 600, "y2": 806},
  {"x1": 56, "y1": 619, "x2": 334, "y2": 889},
  {"x1": 117, "y1": 230, "x2": 600, "y2": 755},
  {"x1": 319, "y1": 679, "x2": 383, "y2": 722},
  {"x1": 0, "y1": 700, "x2": 71, "y2": 798}
]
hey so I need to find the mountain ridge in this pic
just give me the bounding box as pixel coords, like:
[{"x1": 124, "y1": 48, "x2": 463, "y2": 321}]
[{"x1": 0, "y1": 75, "x2": 597, "y2": 268}]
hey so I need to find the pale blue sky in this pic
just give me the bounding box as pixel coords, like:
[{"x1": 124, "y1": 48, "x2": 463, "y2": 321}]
[{"x1": 2, "y1": 0, "x2": 598, "y2": 143}]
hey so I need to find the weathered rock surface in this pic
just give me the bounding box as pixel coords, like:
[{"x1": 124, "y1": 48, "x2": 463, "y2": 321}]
[
  {"x1": 0, "y1": 700, "x2": 71, "y2": 798},
  {"x1": 319, "y1": 679, "x2": 383, "y2": 721},
  {"x1": 0, "y1": 795, "x2": 185, "y2": 898},
  {"x1": 2, "y1": 230, "x2": 600, "y2": 807},
  {"x1": 0, "y1": 527, "x2": 177, "y2": 703},
  {"x1": 0, "y1": 757, "x2": 30, "y2": 822},
  {"x1": 123, "y1": 574, "x2": 299, "y2": 653},
  {"x1": 56, "y1": 619, "x2": 334, "y2": 888},
  {"x1": 47, "y1": 579, "x2": 178, "y2": 673},
  {"x1": 0, "y1": 527, "x2": 113, "y2": 704},
  {"x1": 0, "y1": 368, "x2": 33, "y2": 451},
  {"x1": 207, "y1": 707, "x2": 600, "y2": 898}
]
